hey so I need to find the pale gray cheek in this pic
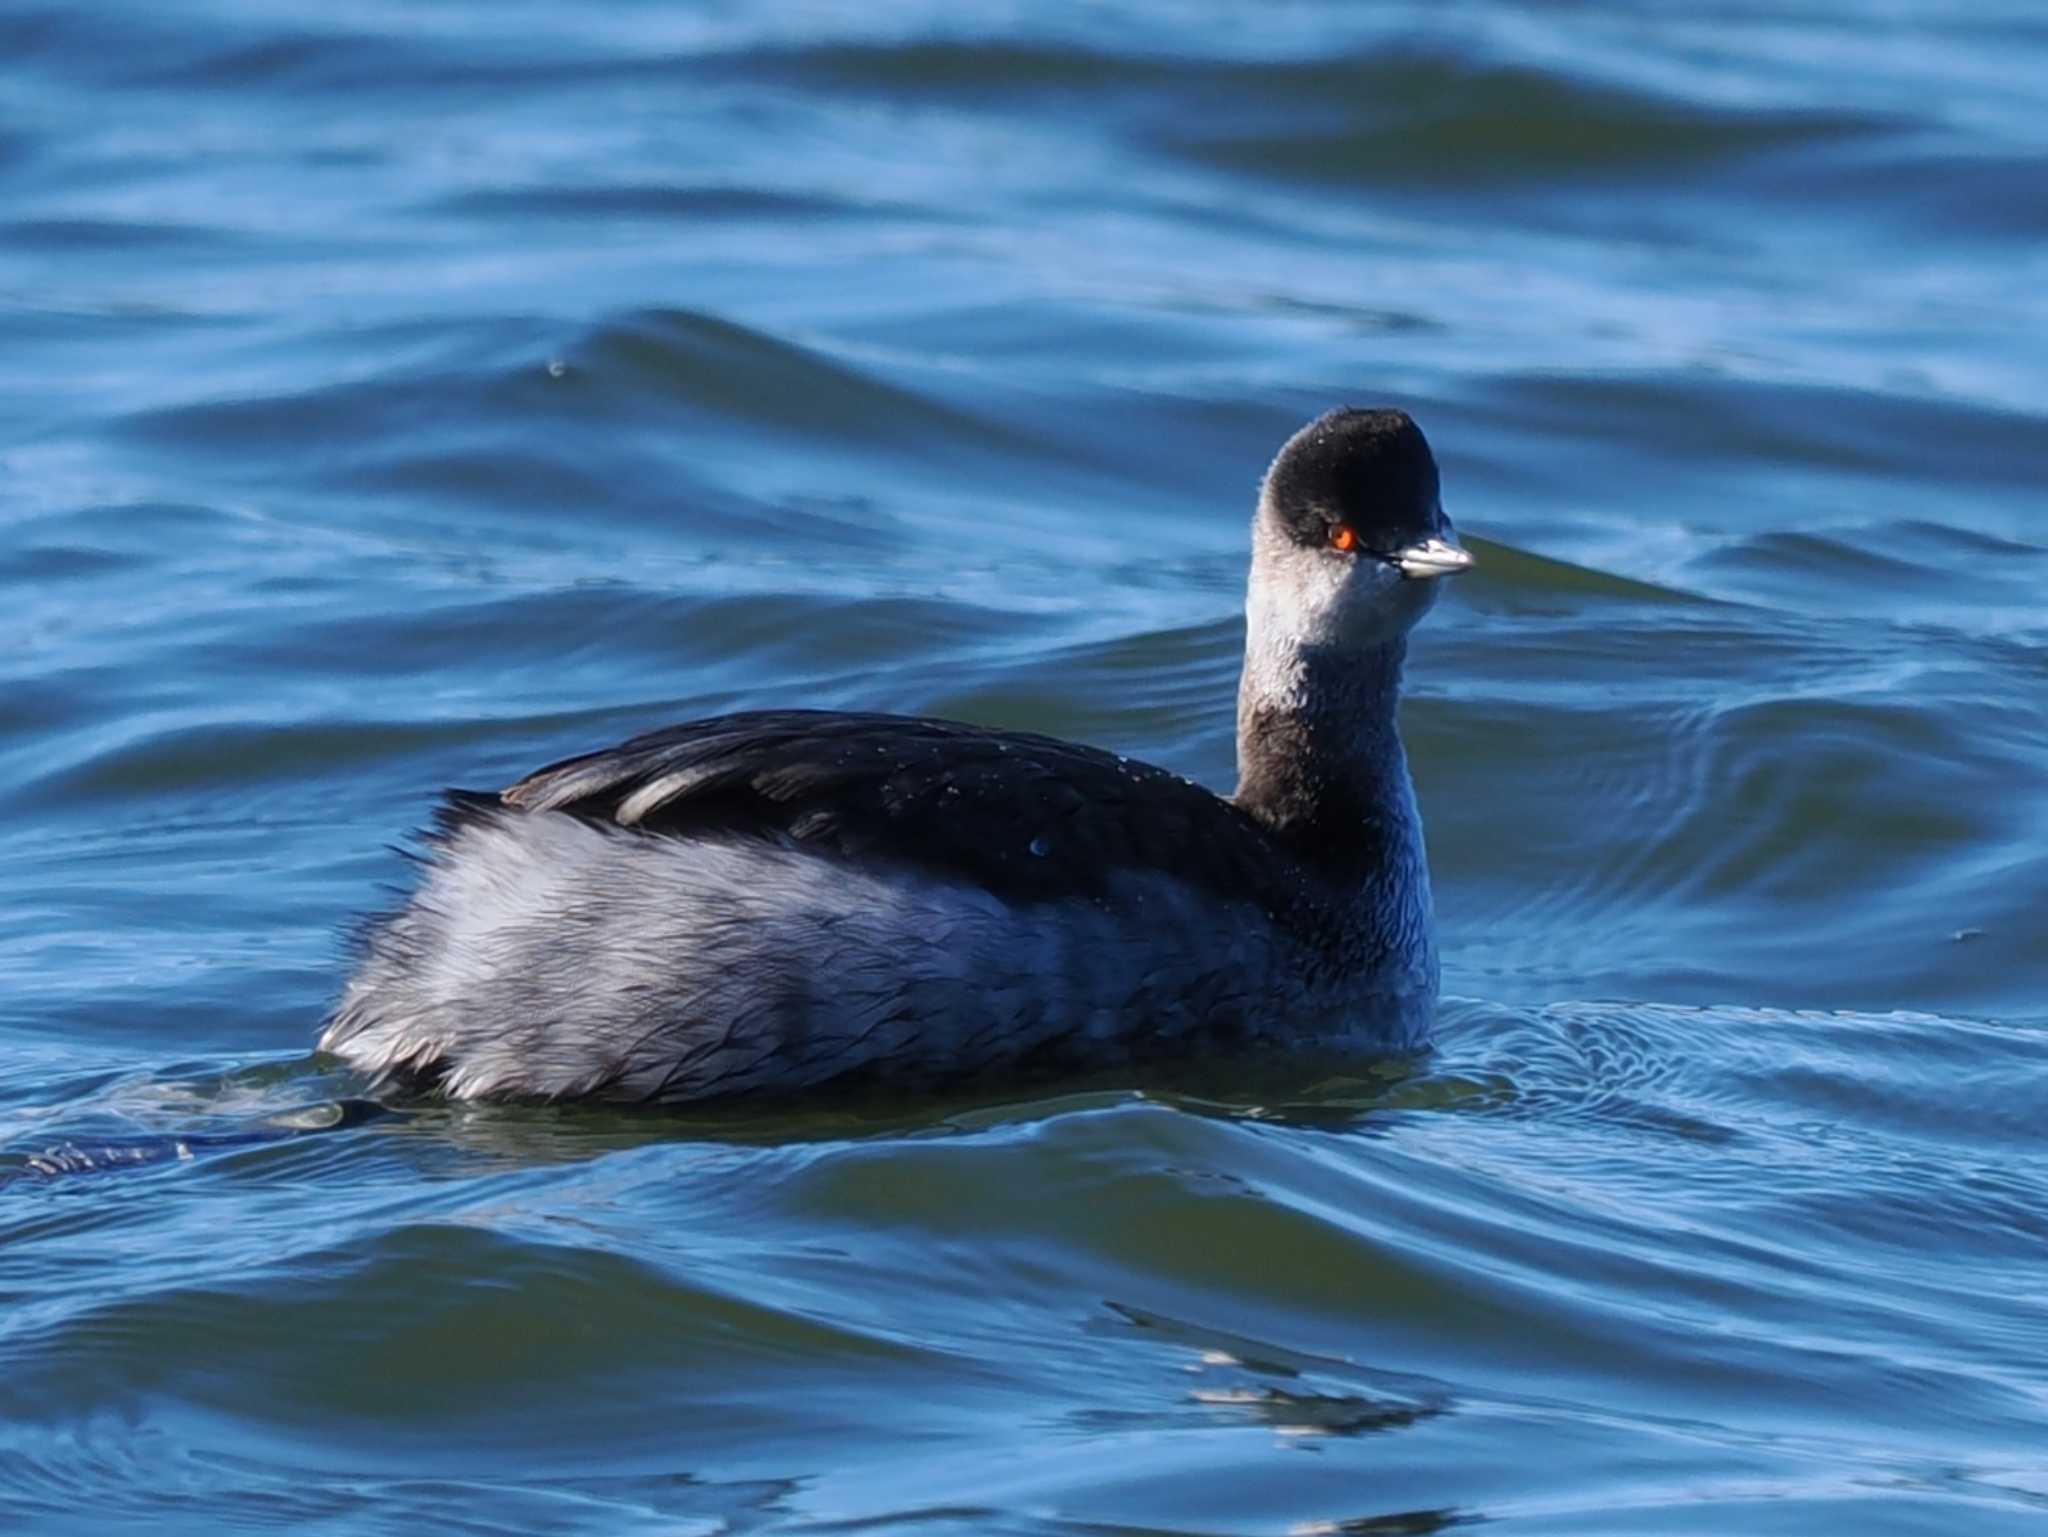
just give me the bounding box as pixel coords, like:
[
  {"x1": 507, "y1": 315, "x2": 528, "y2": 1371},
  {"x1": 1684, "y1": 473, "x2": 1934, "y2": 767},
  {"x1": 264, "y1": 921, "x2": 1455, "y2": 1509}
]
[
  {"x1": 1248, "y1": 540, "x2": 1344, "y2": 642},
  {"x1": 1331, "y1": 561, "x2": 1434, "y2": 645},
  {"x1": 1246, "y1": 533, "x2": 1430, "y2": 652}
]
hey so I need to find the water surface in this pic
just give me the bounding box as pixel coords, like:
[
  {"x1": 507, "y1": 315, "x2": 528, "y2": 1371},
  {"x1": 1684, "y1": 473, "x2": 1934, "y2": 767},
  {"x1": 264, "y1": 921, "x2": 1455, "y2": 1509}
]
[{"x1": 5, "y1": 3, "x2": 2047, "y2": 1532}]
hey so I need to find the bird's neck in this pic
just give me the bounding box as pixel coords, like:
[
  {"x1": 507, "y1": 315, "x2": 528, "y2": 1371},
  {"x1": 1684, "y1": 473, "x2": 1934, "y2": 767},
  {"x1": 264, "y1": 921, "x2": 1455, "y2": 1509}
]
[{"x1": 1232, "y1": 629, "x2": 1420, "y2": 883}]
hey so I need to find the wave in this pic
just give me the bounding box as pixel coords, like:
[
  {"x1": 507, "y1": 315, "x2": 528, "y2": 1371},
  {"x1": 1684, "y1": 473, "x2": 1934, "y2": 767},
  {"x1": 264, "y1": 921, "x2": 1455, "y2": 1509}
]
[
  {"x1": 722, "y1": 39, "x2": 1891, "y2": 183},
  {"x1": 7, "y1": 997, "x2": 2043, "y2": 1528}
]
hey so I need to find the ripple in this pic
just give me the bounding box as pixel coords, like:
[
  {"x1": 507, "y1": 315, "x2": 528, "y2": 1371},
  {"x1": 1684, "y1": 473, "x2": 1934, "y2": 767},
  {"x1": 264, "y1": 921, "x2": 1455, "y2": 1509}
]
[
  {"x1": 430, "y1": 183, "x2": 913, "y2": 224},
  {"x1": 0, "y1": 218, "x2": 249, "y2": 253},
  {"x1": 1160, "y1": 51, "x2": 1888, "y2": 186},
  {"x1": 125, "y1": 28, "x2": 403, "y2": 90},
  {"x1": 1474, "y1": 371, "x2": 2048, "y2": 489},
  {"x1": 116, "y1": 306, "x2": 1042, "y2": 515},
  {"x1": 1457, "y1": 537, "x2": 1714, "y2": 613},
  {"x1": 569, "y1": 307, "x2": 1021, "y2": 448},
  {"x1": 0, "y1": 1221, "x2": 955, "y2": 1420},
  {"x1": 1693, "y1": 525, "x2": 2048, "y2": 625},
  {"x1": 725, "y1": 38, "x2": 1891, "y2": 185},
  {"x1": 0, "y1": 1421, "x2": 798, "y2": 1535}
]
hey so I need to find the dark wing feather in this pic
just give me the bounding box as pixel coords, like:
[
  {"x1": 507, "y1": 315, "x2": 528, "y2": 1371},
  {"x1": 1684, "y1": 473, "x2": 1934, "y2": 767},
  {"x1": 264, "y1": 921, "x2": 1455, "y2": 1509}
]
[{"x1": 499, "y1": 709, "x2": 1293, "y2": 905}]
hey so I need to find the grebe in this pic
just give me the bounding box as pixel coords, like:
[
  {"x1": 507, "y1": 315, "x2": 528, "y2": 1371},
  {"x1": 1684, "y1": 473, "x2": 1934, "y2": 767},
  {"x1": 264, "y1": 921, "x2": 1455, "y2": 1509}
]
[{"x1": 320, "y1": 407, "x2": 1472, "y2": 1103}]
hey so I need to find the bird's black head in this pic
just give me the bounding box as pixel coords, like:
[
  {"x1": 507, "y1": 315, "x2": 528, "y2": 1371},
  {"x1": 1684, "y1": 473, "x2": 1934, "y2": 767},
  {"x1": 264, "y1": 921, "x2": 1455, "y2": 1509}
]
[
  {"x1": 1261, "y1": 407, "x2": 1449, "y2": 563},
  {"x1": 1246, "y1": 407, "x2": 1472, "y2": 653}
]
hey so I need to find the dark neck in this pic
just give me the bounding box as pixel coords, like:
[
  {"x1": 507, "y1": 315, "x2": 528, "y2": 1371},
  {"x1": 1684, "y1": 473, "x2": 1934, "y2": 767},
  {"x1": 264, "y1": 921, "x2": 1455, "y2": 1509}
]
[{"x1": 1232, "y1": 636, "x2": 1416, "y2": 879}]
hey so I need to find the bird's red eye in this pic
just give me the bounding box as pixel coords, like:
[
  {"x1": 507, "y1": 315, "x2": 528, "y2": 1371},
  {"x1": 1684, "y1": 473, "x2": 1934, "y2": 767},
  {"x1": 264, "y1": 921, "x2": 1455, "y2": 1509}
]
[{"x1": 1328, "y1": 524, "x2": 1357, "y2": 553}]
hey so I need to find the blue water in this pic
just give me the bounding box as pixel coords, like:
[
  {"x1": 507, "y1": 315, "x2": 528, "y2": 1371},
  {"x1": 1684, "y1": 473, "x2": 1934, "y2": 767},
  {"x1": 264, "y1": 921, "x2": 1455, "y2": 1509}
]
[{"x1": 5, "y1": 3, "x2": 2047, "y2": 1532}]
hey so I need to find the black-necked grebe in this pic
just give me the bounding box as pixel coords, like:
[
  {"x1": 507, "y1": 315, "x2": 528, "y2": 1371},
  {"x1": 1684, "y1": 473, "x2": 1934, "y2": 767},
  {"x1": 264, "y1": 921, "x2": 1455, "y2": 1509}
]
[{"x1": 320, "y1": 408, "x2": 1473, "y2": 1103}]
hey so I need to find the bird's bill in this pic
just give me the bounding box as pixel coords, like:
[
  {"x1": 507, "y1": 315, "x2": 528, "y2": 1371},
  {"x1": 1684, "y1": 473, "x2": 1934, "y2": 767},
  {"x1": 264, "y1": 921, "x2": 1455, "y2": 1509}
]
[{"x1": 1394, "y1": 536, "x2": 1474, "y2": 579}]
